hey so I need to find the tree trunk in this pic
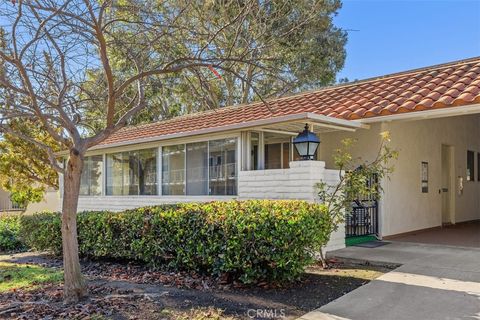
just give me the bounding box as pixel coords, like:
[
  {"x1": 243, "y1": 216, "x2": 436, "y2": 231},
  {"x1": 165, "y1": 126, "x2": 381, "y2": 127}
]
[{"x1": 61, "y1": 150, "x2": 87, "y2": 303}]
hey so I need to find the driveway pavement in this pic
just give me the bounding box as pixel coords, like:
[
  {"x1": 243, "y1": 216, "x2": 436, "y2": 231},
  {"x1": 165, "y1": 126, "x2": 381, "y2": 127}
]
[{"x1": 298, "y1": 242, "x2": 480, "y2": 320}]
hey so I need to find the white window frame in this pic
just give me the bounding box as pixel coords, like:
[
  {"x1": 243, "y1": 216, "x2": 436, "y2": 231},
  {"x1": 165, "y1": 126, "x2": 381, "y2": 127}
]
[
  {"x1": 76, "y1": 132, "x2": 241, "y2": 197},
  {"x1": 104, "y1": 147, "x2": 159, "y2": 196}
]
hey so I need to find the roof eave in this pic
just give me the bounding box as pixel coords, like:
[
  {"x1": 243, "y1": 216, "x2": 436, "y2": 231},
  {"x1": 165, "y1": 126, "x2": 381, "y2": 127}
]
[
  {"x1": 85, "y1": 112, "x2": 364, "y2": 152},
  {"x1": 354, "y1": 103, "x2": 480, "y2": 124}
]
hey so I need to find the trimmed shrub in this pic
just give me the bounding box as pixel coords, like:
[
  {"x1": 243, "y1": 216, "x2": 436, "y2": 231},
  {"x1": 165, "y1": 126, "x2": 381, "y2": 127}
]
[
  {"x1": 19, "y1": 211, "x2": 62, "y2": 254},
  {"x1": 0, "y1": 215, "x2": 25, "y2": 252},
  {"x1": 18, "y1": 200, "x2": 334, "y2": 283}
]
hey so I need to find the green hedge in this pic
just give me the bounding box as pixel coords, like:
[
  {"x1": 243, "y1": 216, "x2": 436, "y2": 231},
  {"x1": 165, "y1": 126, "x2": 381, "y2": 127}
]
[
  {"x1": 0, "y1": 215, "x2": 25, "y2": 252},
  {"x1": 18, "y1": 200, "x2": 333, "y2": 283}
]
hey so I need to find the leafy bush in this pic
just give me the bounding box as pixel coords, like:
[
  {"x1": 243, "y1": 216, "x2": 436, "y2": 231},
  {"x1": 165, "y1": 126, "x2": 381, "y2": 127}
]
[
  {"x1": 18, "y1": 200, "x2": 333, "y2": 283},
  {"x1": 0, "y1": 215, "x2": 25, "y2": 252},
  {"x1": 19, "y1": 211, "x2": 62, "y2": 254}
]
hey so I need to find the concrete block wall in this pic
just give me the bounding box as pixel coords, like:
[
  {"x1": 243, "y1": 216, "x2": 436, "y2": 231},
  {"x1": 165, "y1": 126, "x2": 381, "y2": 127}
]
[
  {"x1": 238, "y1": 161, "x2": 345, "y2": 252},
  {"x1": 238, "y1": 161, "x2": 331, "y2": 201},
  {"x1": 76, "y1": 195, "x2": 235, "y2": 212},
  {"x1": 57, "y1": 160, "x2": 345, "y2": 253}
]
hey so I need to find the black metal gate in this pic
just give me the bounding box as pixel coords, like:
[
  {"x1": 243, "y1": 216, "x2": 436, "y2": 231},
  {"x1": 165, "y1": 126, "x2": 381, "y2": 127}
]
[{"x1": 345, "y1": 174, "x2": 379, "y2": 238}]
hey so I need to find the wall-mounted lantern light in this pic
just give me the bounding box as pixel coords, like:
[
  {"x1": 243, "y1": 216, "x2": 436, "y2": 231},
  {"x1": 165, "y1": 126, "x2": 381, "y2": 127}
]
[{"x1": 293, "y1": 124, "x2": 320, "y2": 160}]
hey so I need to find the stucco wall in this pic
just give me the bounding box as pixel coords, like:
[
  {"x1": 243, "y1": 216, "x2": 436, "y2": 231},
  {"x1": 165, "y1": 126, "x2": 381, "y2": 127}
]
[
  {"x1": 320, "y1": 114, "x2": 480, "y2": 237},
  {"x1": 24, "y1": 189, "x2": 62, "y2": 214}
]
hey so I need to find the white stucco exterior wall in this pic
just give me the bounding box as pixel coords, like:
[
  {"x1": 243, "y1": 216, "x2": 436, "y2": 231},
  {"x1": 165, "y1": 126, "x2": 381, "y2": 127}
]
[
  {"x1": 24, "y1": 189, "x2": 62, "y2": 214},
  {"x1": 320, "y1": 114, "x2": 480, "y2": 237}
]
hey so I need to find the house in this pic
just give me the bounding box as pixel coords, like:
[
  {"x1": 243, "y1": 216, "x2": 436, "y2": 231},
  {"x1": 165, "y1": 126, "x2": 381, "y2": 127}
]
[
  {"x1": 23, "y1": 188, "x2": 61, "y2": 214},
  {"x1": 0, "y1": 186, "x2": 60, "y2": 214},
  {"x1": 0, "y1": 187, "x2": 20, "y2": 212},
  {"x1": 56, "y1": 57, "x2": 480, "y2": 252}
]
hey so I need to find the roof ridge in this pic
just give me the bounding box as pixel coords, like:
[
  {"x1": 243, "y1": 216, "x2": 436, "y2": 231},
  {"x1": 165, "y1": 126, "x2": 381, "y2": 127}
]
[
  {"x1": 269, "y1": 56, "x2": 480, "y2": 103},
  {"x1": 117, "y1": 56, "x2": 480, "y2": 133}
]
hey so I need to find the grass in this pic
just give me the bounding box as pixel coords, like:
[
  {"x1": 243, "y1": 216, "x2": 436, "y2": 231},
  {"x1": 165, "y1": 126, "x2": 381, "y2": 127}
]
[
  {"x1": 306, "y1": 264, "x2": 387, "y2": 281},
  {"x1": 160, "y1": 307, "x2": 239, "y2": 320},
  {"x1": 0, "y1": 262, "x2": 63, "y2": 292}
]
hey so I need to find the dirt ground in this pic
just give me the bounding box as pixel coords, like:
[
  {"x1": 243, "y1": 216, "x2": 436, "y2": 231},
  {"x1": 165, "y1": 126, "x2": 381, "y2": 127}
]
[{"x1": 0, "y1": 252, "x2": 393, "y2": 319}]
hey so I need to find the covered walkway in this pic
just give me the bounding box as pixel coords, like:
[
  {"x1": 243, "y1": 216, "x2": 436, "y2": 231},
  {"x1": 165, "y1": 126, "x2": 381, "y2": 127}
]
[{"x1": 387, "y1": 220, "x2": 480, "y2": 248}]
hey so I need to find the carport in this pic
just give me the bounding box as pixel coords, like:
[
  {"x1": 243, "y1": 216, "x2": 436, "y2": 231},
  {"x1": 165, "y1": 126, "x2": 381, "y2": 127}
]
[
  {"x1": 386, "y1": 220, "x2": 480, "y2": 248},
  {"x1": 321, "y1": 111, "x2": 480, "y2": 248}
]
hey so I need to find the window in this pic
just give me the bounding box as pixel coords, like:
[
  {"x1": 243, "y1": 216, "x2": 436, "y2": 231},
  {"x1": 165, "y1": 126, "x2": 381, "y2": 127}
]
[
  {"x1": 138, "y1": 149, "x2": 157, "y2": 195},
  {"x1": 421, "y1": 161, "x2": 428, "y2": 193},
  {"x1": 80, "y1": 155, "x2": 103, "y2": 196},
  {"x1": 209, "y1": 138, "x2": 237, "y2": 195},
  {"x1": 162, "y1": 144, "x2": 185, "y2": 195},
  {"x1": 467, "y1": 150, "x2": 475, "y2": 181},
  {"x1": 282, "y1": 142, "x2": 291, "y2": 169},
  {"x1": 478, "y1": 153, "x2": 480, "y2": 182},
  {"x1": 161, "y1": 138, "x2": 238, "y2": 196},
  {"x1": 264, "y1": 142, "x2": 296, "y2": 169},
  {"x1": 250, "y1": 132, "x2": 260, "y2": 170},
  {"x1": 265, "y1": 143, "x2": 282, "y2": 169},
  {"x1": 186, "y1": 142, "x2": 208, "y2": 195},
  {"x1": 106, "y1": 148, "x2": 157, "y2": 195},
  {"x1": 263, "y1": 132, "x2": 320, "y2": 169}
]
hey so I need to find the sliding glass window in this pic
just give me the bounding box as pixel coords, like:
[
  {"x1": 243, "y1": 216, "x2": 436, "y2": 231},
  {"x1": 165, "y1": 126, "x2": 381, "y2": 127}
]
[
  {"x1": 139, "y1": 149, "x2": 158, "y2": 195},
  {"x1": 186, "y1": 142, "x2": 208, "y2": 195},
  {"x1": 264, "y1": 132, "x2": 292, "y2": 169},
  {"x1": 209, "y1": 138, "x2": 237, "y2": 195},
  {"x1": 162, "y1": 144, "x2": 185, "y2": 195},
  {"x1": 161, "y1": 138, "x2": 238, "y2": 196},
  {"x1": 106, "y1": 148, "x2": 157, "y2": 195},
  {"x1": 250, "y1": 132, "x2": 260, "y2": 170},
  {"x1": 79, "y1": 155, "x2": 103, "y2": 196}
]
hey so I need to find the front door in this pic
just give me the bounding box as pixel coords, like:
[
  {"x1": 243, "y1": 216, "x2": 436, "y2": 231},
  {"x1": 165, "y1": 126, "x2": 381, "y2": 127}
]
[{"x1": 441, "y1": 144, "x2": 455, "y2": 225}]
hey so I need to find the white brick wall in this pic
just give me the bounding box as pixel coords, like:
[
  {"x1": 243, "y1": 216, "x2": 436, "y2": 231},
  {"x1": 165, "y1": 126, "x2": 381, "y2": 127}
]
[
  {"x1": 238, "y1": 161, "x2": 325, "y2": 201},
  {"x1": 77, "y1": 195, "x2": 235, "y2": 212},
  {"x1": 238, "y1": 161, "x2": 345, "y2": 252}
]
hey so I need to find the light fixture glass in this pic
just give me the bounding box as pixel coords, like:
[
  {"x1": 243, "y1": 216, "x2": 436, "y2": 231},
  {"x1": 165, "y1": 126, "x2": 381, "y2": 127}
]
[{"x1": 293, "y1": 124, "x2": 320, "y2": 160}]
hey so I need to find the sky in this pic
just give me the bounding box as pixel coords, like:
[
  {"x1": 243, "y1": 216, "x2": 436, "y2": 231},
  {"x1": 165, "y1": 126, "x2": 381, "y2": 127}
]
[{"x1": 334, "y1": 0, "x2": 480, "y2": 81}]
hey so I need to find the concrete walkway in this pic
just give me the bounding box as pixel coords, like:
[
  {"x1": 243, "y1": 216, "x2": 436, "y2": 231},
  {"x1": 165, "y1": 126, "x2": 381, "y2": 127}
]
[{"x1": 299, "y1": 242, "x2": 480, "y2": 320}]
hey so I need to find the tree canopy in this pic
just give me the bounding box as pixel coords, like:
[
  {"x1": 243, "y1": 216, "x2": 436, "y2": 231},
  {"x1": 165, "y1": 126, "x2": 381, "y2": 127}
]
[
  {"x1": 82, "y1": 0, "x2": 347, "y2": 131},
  {"x1": 0, "y1": 120, "x2": 59, "y2": 207},
  {"x1": 0, "y1": 0, "x2": 347, "y2": 302},
  {"x1": 0, "y1": 0, "x2": 347, "y2": 196}
]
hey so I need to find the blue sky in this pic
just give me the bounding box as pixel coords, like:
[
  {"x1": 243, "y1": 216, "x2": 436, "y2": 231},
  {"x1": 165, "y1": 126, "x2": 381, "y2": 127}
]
[{"x1": 334, "y1": 0, "x2": 480, "y2": 81}]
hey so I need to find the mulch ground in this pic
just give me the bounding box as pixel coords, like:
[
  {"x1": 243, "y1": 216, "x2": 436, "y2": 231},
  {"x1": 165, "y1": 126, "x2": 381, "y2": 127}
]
[{"x1": 0, "y1": 252, "x2": 394, "y2": 319}]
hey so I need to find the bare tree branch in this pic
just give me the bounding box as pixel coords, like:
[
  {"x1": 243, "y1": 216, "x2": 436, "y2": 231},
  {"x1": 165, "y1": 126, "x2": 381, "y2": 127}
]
[{"x1": 0, "y1": 0, "x2": 345, "y2": 302}]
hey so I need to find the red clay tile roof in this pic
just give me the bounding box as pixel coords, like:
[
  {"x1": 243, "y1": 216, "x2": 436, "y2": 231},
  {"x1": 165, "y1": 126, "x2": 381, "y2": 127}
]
[{"x1": 101, "y1": 57, "x2": 480, "y2": 146}]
